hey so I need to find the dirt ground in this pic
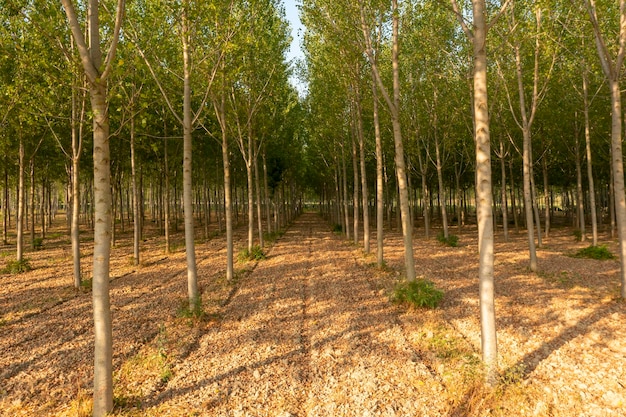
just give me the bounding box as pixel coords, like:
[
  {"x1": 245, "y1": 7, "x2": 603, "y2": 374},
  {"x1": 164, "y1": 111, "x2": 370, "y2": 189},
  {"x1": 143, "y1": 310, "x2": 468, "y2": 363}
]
[{"x1": 0, "y1": 212, "x2": 625, "y2": 416}]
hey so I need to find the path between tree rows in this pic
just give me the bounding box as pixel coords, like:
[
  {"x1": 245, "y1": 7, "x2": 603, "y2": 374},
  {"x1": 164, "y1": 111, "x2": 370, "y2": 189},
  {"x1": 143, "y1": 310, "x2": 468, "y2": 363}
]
[{"x1": 150, "y1": 212, "x2": 446, "y2": 416}]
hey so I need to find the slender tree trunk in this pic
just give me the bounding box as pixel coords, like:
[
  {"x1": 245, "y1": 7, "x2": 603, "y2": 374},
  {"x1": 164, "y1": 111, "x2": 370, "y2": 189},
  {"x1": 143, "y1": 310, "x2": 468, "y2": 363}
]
[
  {"x1": 530, "y1": 162, "x2": 542, "y2": 247},
  {"x1": 88, "y1": 77, "x2": 114, "y2": 417},
  {"x1": 452, "y1": 0, "x2": 499, "y2": 383},
  {"x1": 500, "y1": 141, "x2": 509, "y2": 241},
  {"x1": 182, "y1": 5, "x2": 198, "y2": 308},
  {"x1": 472, "y1": 0, "x2": 497, "y2": 382},
  {"x1": 247, "y1": 161, "x2": 254, "y2": 251},
  {"x1": 3, "y1": 160, "x2": 8, "y2": 245},
  {"x1": 164, "y1": 135, "x2": 170, "y2": 254},
  {"x1": 72, "y1": 153, "x2": 81, "y2": 287},
  {"x1": 542, "y1": 155, "x2": 550, "y2": 238},
  {"x1": 435, "y1": 133, "x2": 449, "y2": 239},
  {"x1": 29, "y1": 160, "x2": 35, "y2": 249},
  {"x1": 263, "y1": 151, "x2": 271, "y2": 236},
  {"x1": 254, "y1": 154, "x2": 264, "y2": 249},
  {"x1": 341, "y1": 143, "x2": 350, "y2": 239},
  {"x1": 522, "y1": 128, "x2": 537, "y2": 271},
  {"x1": 417, "y1": 151, "x2": 430, "y2": 239},
  {"x1": 17, "y1": 138, "x2": 24, "y2": 262},
  {"x1": 360, "y1": 0, "x2": 415, "y2": 280},
  {"x1": 351, "y1": 134, "x2": 359, "y2": 246},
  {"x1": 216, "y1": 83, "x2": 233, "y2": 281},
  {"x1": 583, "y1": 70, "x2": 598, "y2": 245},
  {"x1": 355, "y1": 85, "x2": 370, "y2": 253},
  {"x1": 130, "y1": 105, "x2": 140, "y2": 265},
  {"x1": 608, "y1": 79, "x2": 626, "y2": 298},
  {"x1": 575, "y1": 134, "x2": 585, "y2": 241},
  {"x1": 372, "y1": 75, "x2": 384, "y2": 266}
]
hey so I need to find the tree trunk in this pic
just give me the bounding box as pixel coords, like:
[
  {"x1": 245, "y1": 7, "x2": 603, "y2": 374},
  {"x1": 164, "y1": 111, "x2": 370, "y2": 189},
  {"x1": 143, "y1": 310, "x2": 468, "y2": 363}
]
[
  {"x1": 263, "y1": 151, "x2": 271, "y2": 236},
  {"x1": 608, "y1": 79, "x2": 626, "y2": 298},
  {"x1": 3, "y1": 160, "x2": 8, "y2": 245},
  {"x1": 530, "y1": 162, "x2": 542, "y2": 247},
  {"x1": 130, "y1": 109, "x2": 140, "y2": 265},
  {"x1": 355, "y1": 85, "x2": 370, "y2": 253},
  {"x1": 164, "y1": 135, "x2": 170, "y2": 254},
  {"x1": 435, "y1": 133, "x2": 449, "y2": 239},
  {"x1": 351, "y1": 134, "x2": 359, "y2": 246},
  {"x1": 583, "y1": 70, "x2": 598, "y2": 245},
  {"x1": 216, "y1": 82, "x2": 234, "y2": 281},
  {"x1": 500, "y1": 140, "x2": 509, "y2": 242},
  {"x1": 341, "y1": 143, "x2": 350, "y2": 239},
  {"x1": 542, "y1": 154, "x2": 550, "y2": 238},
  {"x1": 575, "y1": 134, "x2": 585, "y2": 241},
  {"x1": 371, "y1": 74, "x2": 384, "y2": 266},
  {"x1": 29, "y1": 160, "x2": 35, "y2": 250},
  {"x1": 472, "y1": 0, "x2": 497, "y2": 382},
  {"x1": 17, "y1": 138, "x2": 24, "y2": 262},
  {"x1": 182, "y1": 5, "x2": 198, "y2": 309},
  {"x1": 417, "y1": 151, "x2": 430, "y2": 239},
  {"x1": 254, "y1": 153, "x2": 264, "y2": 249}
]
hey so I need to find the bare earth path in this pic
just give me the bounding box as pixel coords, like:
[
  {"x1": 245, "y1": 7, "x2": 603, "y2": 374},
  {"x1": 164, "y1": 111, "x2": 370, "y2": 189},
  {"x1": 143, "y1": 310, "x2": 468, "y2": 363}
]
[{"x1": 149, "y1": 212, "x2": 446, "y2": 416}]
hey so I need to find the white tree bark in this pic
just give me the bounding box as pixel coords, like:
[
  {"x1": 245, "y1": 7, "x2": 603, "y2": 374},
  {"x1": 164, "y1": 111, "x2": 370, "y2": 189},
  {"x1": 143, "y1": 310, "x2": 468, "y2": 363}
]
[
  {"x1": 60, "y1": 0, "x2": 124, "y2": 413},
  {"x1": 182, "y1": 5, "x2": 198, "y2": 308}
]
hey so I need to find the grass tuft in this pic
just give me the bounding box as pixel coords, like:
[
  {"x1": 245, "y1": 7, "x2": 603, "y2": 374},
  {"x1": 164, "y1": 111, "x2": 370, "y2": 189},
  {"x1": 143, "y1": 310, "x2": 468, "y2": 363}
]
[
  {"x1": 263, "y1": 230, "x2": 285, "y2": 244},
  {"x1": 437, "y1": 231, "x2": 459, "y2": 247},
  {"x1": 391, "y1": 278, "x2": 444, "y2": 309},
  {"x1": 33, "y1": 237, "x2": 43, "y2": 250},
  {"x1": 237, "y1": 245, "x2": 266, "y2": 262},
  {"x1": 2, "y1": 258, "x2": 32, "y2": 274},
  {"x1": 571, "y1": 245, "x2": 615, "y2": 260}
]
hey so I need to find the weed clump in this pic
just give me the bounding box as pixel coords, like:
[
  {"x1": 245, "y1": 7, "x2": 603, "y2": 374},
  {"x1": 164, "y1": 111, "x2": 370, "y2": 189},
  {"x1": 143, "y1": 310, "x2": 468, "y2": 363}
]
[
  {"x1": 263, "y1": 230, "x2": 284, "y2": 244},
  {"x1": 571, "y1": 245, "x2": 615, "y2": 260},
  {"x1": 177, "y1": 297, "x2": 205, "y2": 320},
  {"x1": 392, "y1": 278, "x2": 444, "y2": 309},
  {"x1": 437, "y1": 231, "x2": 458, "y2": 247},
  {"x1": 238, "y1": 245, "x2": 266, "y2": 262},
  {"x1": 33, "y1": 237, "x2": 43, "y2": 250},
  {"x1": 3, "y1": 259, "x2": 32, "y2": 274},
  {"x1": 331, "y1": 224, "x2": 343, "y2": 233}
]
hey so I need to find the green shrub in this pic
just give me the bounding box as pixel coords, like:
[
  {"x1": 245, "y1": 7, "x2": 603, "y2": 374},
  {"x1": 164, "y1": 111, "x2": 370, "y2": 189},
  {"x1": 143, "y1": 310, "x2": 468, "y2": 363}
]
[
  {"x1": 392, "y1": 279, "x2": 444, "y2": 309},
  {"x1": 238, "y1": 245, "x2": 266, "y2": 262},
  {"x1": 33, "y1": 237, "x2": 43, "y2": 250},
  {"x1": 571, "y1": 245, "x2": 615, "y2": 260},
  {"x1": 263, "y1": 230, "x2": 285, "y2": 244},
  {"x1": 573, "y1": 229, "x2": 583, "y2": 241},
  {"x1": 80, "y1": 277, "x2": 93, "y2": 291},
  {"x1": 331, "y1": 224, "x2": 343, "y2": 233},
  {"x1": 436, "y1": 231, "x2": 458, "y2": 247},
  {"x1": 3, "y1": 259, "x2": 32, "y2": 274},
  {"x1": 177, "y1": 297, "x2": 205, "y2": 319}
]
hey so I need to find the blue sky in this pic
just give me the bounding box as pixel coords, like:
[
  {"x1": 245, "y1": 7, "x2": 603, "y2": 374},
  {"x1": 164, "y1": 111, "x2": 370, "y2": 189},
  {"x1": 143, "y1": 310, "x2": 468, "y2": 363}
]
[
  {"x1": 283, "y1": 0, "x2": 304, "y2": 63},
  {"x1": 282, "y1": 0, "x2": 307, "y2": 95}
]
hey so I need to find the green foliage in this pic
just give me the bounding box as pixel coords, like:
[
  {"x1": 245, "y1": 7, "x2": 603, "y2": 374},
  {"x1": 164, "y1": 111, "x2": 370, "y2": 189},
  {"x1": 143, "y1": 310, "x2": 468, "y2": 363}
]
[
  {"x1": 238, "y1": 245, "x2": 266, "y2": 262},
  {"x1": 500, "y1": 363, "x2": 527, "y2": 386},
  {"x1": 80, "y1": 278, "x2": 93, "y2": 291},
  {"x1": 177, "y1": 297, "x2": 205, "y2": 320},
  {"x1": 3, "y1": 259, "x2": 32, "y2": 274},
  {"x1": 436, "y1": 231, "x2": 458, "y2": 247},
  {"x1": 573, "y1": 229, "x2": 582, "y2": 241},
  {"x1": 331, "y1": 223, "x2": 343, "y2": 233},
  {"x1": 32, "y1": 237, "x2": 43, "y2": 250},
  {"x1": 392, "y1": 278, "x2": 444, "y2": 309},
  {"x1": 263, "y1": 230, "x2": 285, "y2": 244},
  {"x1": 571, "y1": 245, "x2": 615, "y2": 260}
]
